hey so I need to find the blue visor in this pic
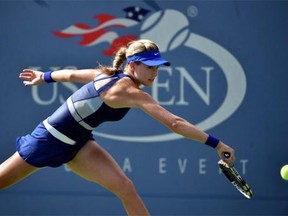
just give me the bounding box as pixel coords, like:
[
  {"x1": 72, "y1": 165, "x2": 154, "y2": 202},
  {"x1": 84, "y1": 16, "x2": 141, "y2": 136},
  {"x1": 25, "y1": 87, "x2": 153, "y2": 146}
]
[{"x1": 126, "y1": 50, "x2": 170, "y2": 66}]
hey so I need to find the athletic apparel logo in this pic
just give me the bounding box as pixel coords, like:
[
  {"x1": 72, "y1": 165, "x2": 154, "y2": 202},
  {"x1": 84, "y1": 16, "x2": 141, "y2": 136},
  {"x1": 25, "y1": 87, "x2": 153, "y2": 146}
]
[{"x1": 53, "y1": 5, "x2": 247, "y2": 143}]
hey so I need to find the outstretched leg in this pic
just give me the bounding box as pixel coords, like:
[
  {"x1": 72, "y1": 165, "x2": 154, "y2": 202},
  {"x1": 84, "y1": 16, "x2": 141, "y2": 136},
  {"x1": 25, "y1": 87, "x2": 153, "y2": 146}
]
[
  {"x1": 0, "y1": 152, "x2": 39, "y2": 190},
  {"x1": 67, "y1": 140, "x2": 150, "y2": 216}
]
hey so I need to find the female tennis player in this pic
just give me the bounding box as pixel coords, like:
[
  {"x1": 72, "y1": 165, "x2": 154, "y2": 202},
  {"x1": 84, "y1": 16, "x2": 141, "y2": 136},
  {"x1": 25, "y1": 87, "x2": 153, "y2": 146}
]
[{"x1": 0, "y1": 39, "x2": 235, "y2": 215}]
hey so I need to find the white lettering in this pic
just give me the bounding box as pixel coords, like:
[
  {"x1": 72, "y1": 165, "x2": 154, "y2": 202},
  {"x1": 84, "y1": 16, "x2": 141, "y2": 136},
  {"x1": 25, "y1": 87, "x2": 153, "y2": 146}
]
[
  {"x1": 199, "y1": 158, "x2": 207, "y2": 174},
  {"x1": 240, "y1": 159, "x2": 248, "y2": 175},
  {"x1": 64, "y1": 156, "x2": 249, "y2": 176},
  {"x1": 152, "y1": 67, "x2": 175, "y2": 105},
  {"x1": 176, "y1": 66, "x2": 213, "y2": 105},
  {"x1": 59, "y1": 82, "x2": 79, "y2": 103},
  {"x1": 178, "y1": 158, "x2": 188, "y2": 174},
  {"x1": 122, "y1": 157, "x2": 132, "y2": 173},
  {"x1": 32, "y1": 83, "x2": 58, "y2": 105},
  {"x1": 30, "y1": 65, "x2": 214, "y2": 108},
  {"x1": 159, "y1": 158, "x2": 167, "y2": 174}
]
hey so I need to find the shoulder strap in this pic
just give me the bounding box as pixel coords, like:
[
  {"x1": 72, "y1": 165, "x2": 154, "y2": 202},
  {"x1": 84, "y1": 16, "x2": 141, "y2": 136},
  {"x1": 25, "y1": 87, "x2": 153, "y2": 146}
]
[{"x1": 96, "y1": 71, "x2": 128, "y2": 94}]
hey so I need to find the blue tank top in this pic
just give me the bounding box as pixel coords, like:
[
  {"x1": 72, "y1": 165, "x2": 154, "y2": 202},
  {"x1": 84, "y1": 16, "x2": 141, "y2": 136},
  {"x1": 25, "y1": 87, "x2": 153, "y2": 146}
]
[{"x1": 46, "y1": 71, "x2": 130, "y2": 142}]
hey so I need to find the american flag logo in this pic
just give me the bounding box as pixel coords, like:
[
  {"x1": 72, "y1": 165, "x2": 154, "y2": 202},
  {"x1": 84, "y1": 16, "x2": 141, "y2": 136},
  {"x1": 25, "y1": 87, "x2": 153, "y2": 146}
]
[{"x1": 53, "y1": 6, "x2": 150, "y2": 56}]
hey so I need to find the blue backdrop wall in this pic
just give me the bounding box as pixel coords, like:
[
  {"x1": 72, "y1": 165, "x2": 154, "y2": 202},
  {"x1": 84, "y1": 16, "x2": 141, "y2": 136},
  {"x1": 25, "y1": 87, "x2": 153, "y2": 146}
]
[{"x1": 0, "y1": 1, "x2": 287, "y2": 215}]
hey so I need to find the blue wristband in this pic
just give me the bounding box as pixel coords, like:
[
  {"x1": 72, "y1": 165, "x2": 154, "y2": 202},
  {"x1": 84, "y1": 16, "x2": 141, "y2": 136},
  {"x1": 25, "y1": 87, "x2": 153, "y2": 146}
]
[
  {"x1": 205, "y1": 135, "x2": 220, "y2": 148},
  {"x1": 43, "y1": 71, "x2": 55, "y2": 83}
]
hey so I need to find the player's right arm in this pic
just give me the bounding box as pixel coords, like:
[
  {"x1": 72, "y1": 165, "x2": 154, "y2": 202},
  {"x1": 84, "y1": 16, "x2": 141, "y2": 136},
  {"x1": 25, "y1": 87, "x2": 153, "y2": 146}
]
[{"x1": 19, "y1": 69, "x2": 99, "y2": 86}]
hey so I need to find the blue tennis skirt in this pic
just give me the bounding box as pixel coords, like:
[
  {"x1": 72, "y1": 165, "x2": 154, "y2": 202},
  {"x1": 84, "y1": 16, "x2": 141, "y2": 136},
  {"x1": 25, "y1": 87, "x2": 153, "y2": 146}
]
[{"x1": 16, "y1": 122, "x2": 94, "y2": 168}]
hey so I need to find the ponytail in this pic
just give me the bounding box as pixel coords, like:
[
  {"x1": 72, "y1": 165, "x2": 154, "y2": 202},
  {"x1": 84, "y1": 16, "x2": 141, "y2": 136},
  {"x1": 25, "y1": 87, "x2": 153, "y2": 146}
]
[
  {"x1": 98, "y1": 39, "x2": 159, "y2": 75},
  {"x1": 98, "y1": 47, "x2": 128, "y2": 75}
]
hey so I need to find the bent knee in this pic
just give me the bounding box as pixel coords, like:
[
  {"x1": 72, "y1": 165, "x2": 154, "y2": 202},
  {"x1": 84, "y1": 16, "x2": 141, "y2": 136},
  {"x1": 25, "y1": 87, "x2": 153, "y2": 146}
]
[{"x1": 114, "y1": 178, "x2": 138, "y2": 199}]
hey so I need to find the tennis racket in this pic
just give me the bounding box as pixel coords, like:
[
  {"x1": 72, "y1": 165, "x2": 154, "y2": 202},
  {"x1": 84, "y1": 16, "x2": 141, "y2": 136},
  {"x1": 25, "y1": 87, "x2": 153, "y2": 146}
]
[{"x1": 218, "y1": 152, "x2": 253, "y2": 199}]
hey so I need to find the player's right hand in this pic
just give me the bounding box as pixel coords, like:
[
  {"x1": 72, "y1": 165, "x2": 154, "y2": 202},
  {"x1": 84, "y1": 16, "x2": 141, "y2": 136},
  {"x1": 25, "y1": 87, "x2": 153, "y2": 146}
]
[{"x1": 19, "y1": 69, "x2": 45, "y2": 86}]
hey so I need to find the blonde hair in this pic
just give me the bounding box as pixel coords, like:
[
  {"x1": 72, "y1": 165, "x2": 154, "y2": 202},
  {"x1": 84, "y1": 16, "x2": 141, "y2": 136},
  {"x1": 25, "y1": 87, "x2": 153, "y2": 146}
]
[{"x1": 99, "y1": 39, "x2": 159, "y2": 75}]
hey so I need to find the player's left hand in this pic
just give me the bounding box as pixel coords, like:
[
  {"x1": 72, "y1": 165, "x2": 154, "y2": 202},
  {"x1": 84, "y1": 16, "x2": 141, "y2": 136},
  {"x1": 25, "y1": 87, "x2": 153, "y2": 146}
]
[{"x1": 216, "y1": 142, "x2": 235, "y2": 164}]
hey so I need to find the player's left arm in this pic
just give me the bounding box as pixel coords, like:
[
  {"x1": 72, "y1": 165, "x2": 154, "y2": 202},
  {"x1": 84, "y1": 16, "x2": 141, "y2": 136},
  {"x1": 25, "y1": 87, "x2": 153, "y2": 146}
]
[
  {"x1": 19, "y1": 68, "x2": 99, "y2": 86},
  {"x1": 138, "y1": 94, "x2": 235, "y2": 163}
]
